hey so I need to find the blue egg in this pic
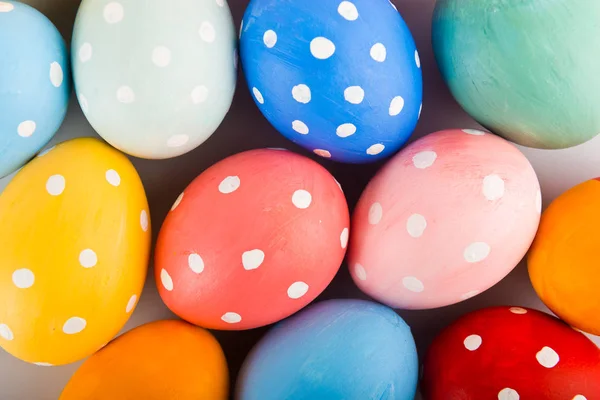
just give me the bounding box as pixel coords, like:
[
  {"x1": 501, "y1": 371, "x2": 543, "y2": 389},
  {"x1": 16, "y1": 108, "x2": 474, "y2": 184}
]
[
  {"x1": 237, "y1": 299, "x2": 419, "y2": 400},
  {"x1": 0, "y1": 1, "x2": 70, "y2": 178},
  {"x1": 240, "y1": 0, "x2": 422, "y2": 163}
]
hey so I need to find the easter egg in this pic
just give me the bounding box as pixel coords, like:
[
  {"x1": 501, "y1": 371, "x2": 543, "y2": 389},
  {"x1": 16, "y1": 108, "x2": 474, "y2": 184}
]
[
  {"x1": 348, "y1": 129, "x2": 541, "y2": 309},
  {"x1": 71, "y1": 0, "x2": 236, "y2": 159},
  {"x1": 422, "y1": 306, "x2": 600, "y2": 399},
  {"x1": 0, "y1": 138, "x2": 150, "y2": 365},
  {"x1": 0, "y1": 1, "x2": 70, "y2": 178},
  {"x1": 240, "y1": 0, "x2": 422, "y2": 163},
  {"x1": 432, "y1": 1, "x2": 600, "y2": 149},
  {"x1": 237, "y1": 299, "x2": 418, "y2": 400},
  {"x1": 60, "y1": 320, "x2": 228, "y2": 400},
  {"x1": 155, "y1": 148, "x2": 349, "y2": 330},
  {"x1": 529, "y1": 179, "x2": 600, "y2": 336}
]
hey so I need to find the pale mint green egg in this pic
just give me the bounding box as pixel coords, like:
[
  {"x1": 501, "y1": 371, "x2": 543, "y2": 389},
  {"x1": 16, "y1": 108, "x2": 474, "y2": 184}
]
[
  {"x1": 72, "y1": 0, "x2": 236, "y2": 159},
  {"x1": 433, "y1": 0, "x2": 600, "y2": 149}
]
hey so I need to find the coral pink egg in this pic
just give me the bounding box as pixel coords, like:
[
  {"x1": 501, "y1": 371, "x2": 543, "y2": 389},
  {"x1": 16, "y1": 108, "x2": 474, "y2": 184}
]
[
  {"x1": 155, "y1": 149, "x2": 349, "y2": 330},
  {"x1": 348, "y1": 129, "x2": 540, "y2": 309}
]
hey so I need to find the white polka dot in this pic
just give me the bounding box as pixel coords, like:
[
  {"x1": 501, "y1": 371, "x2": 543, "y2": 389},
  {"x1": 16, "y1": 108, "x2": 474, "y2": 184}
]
[
  {"x1": 462, "y1": 129, "x2": 486, "y2": 135},
  {"x1": 334, "y1": 178, "x2": 343, "y2": 192},
  {"x1": 389, "y1": 96, "x2": 405, "y2": 116},
  {"x1": 199, "y1": 21, "x2": 216, "y2": 43},
  {"x1": 573, "y1": 396, "x2": 587, "y2": 400},
  {"x1": 116, "y1": 86, "x2": 135, "y2": 103},
  {"x1": 292, "y1": 84, "x2": 311, "y2": 104},
  {"x1": 242, "y1": 249, "x2": 265, "y2": 270},
  {"x1": 190, "y1": 85, "x2": 209, "y2": 104},
  {"x1": 221, "y1": 312, "x2": 241, "y2": 324},
  {"x1": 535, "y1": 190, "x2": 542, "y2": 214},
  {"x1": 370, "y1": 43, "x2": 386, "y2": 62},
  {"x1": 403, "y1": 276, "x2": 424, "y2": 293},
  {"x1": 412, "y1": 151, "x2": 437, "y2": 169},
  {"x1": 292, "y1": 120, "x2": 309, "y2": 134},
  {"x1": 34, "y1": 362, "x2": 53, "y2": 367},
  {"x1": 406, "y1": 214, "x2": 427, "y2": 238},
  {"x1": 126, "y1": 295, "x2": 137, "y2": 313},
  {"x1": 418, "y1": 104, "x2": 423, "y2": 119},
  {"x1": 344, "y1": 86, "x2": 364, "y2": 104},
  {"x1": 510, "y1": 307, "x2": 528, "y2": 315},
  {"x1": 103, "y1": 2, "x2": 124, "y2": 24},
  {"x1": 483, "y1": 174, "x2": 505, "y2": 201},
  {"x1": 79, "y1": 94, "x2": 89, "y2": 113},
  {"x1": 17, "y1": 120, "x2": 36, "y2": 137},
  {"x1": 461, "y1": 290, "x2": 480, "y2": 300},
  {"x1": 314, "y1": 149, "x2": 331, "y2": 158},
  {"x1": 292, "y1": 189, "x2": 312, "y2": 209},
  {"x1": 171, "y1": 192, "x2": 184, "y2": 211},
  {"x1": 338, "y1": 1, "x2": 358, "y2": 20},
  {"x1": 46, "y1": 175, "x2": 65, "y2": 196},
  {"x1": 216, "y1": 0, "x2": 225, "y2": 6},
  {"x1": 152, "y1": 46, "x2": 171, "y2": 67},
  {"x1": 464, "y1": 334, "x2": 482, "y2": 351},
  {"x1": 464, "y1": 242, "x2": 491, "y2": 263},
  {"x1": 336, "y1": 123, "x2": 356, "y2": 138},
  {"x1": 369, "y1": 202, "x2": 383, "y2": 225},
  {"x1": 161, "y1": 269, "x2": 173, "y2": 291},
  {"x1": 287, "y1": 281, "x2": 309, "y2": 299},
  {"x1": 38, "y1": 146, "x2": 55, "y2": 157},
  {"x1": 79, "y1": 43, "x2": 92, "y2": 63},
  {"x1": 310, "y1": 37, "x2": 336, "y2": 59},
  {"x1": 188, "y1": 253, "x2": 205, "y2": 274},
  {"x1": 167, "y1": 134, "x2": 189, "y2": 148},
  {"x1": 498, "y1": 388, "x2": 519, "y2": 400},
  {"x1": 263, "y1": 30, "x2": 277, "y2": 48},
  {"x1": 253, "y1": 87, "x2": 264, "y2": 104},
  {"x1": 12, "y1": 269, "x2": 34, "y2": 289},
  {"x1": 0, "y1": 324, "x2": 14, "y2": 341},
  {"x1": 79, "y1": 249, "x2": 98, "y2": 268},
  {"x1": 388, "y1": 0, "x2": 397, "y2": 11},
  {"x1": 536, "y1": 346, "x2": 560, "y2": 368},
  {"x1": 415, "y1": 50, "x2": 421, "y2": 68},
  {"x1": 49, "y1": 62, "x2": 63, "y2": 87},
  {"x1": 340, "y1": 228, "x2": 349, "y2": 249},
  {"x1": 63, "y1": 317, "x2": 86, "y2": 334},
  {"x1": 219, "y1": 176, "x2": 241, "y2": 194},
  {"x1": 0, "y1": 2, "x2": 15, "y2": 12},
  {"x1": 367, "y1": 144, "x2": 385, "y2": 155},
  {"x1": 140, "y1": 210, "x2": 149, "y2": 232},
  {"x1": 354, "y1": 263, "x2": 367, "y2": 281},
  {"x1": 105, "y1": 169, "x2": 121, "y2": 186}
]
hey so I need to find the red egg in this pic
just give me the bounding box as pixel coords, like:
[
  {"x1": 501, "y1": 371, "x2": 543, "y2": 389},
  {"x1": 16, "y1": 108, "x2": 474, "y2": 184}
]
[
  {"x1": 422, "y1": 306, "x2": 600, "y2": 400},
  {"x1": 155, "y1": 149, "x2": 349, "y2": 330}
]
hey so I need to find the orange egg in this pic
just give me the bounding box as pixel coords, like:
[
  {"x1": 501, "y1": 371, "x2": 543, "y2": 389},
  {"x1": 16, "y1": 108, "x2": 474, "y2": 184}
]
[
  {"x1": 528, "y1": 178, "x2": 600, "y2": 335},
  {"x1": 60, "y1": 320, "x2": 229, "y2": 400}
]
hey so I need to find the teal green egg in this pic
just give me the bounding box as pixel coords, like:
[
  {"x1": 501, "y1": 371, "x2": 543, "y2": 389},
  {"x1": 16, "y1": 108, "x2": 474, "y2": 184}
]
[{"x1": 432, "y1": 0, "x2": 600, "y2": 149}]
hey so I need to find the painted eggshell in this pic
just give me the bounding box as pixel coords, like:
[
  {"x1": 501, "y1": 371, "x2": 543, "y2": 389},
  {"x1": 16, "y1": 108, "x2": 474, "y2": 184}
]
[
  {"x1": 0, "y1": 1, "x2": 70, "y2": 178},
  {"x1": 155, "y1": 149, "x2": 349, "y2": 330},
  {"x1": 71, "y1": 0, "x2": 236, "y2": 159},
  {"x1": 237, "y1": 299, "x2": 418, "y2": 400},
  {"x1": 422, "y1": 306, "x2": 600, "y2": 399},
  {"x1": 529, "y1": 179, "x2": 600, "y2": 336},
  {"x1": 433, "y1": 1, "x2": 600, "y2": 149},
  {"x1": 240, "y1": 0, "x2": 422, "y2": 163},
  {"x1": 348, "y1": 129, "x2": 541, "y2": 309},
  {"x1": 0, "y1": 138, "x2": 150, "y2": 366},
  {"x1": 60, "y1": 320, "x2": 229, "y2": 400}
]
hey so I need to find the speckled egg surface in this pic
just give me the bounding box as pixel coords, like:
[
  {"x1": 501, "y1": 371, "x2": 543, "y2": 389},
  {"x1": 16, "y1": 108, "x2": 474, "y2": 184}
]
[
  {"x1": 240, "y1": 0, "x2": 422, "y2": 163},
  {"x1": 0, "y1": 1, "x2": 70, "y2": 178},
  {"x1": 422, "y1": 306, "x2": 600, "y2": 400},
  {"x1": 237, "y1": 299, "x2": 418, "y2": 400},
  {"x1": 71, "y1": 0, "x2": 237, "y2": 159},
  {"x1": 0, "y1": 138, "x2": 151, "y2": 366},
  {"x1": 155, "y1": 149, "x2": 349, "y2": 330},
  {"x1": 349, "y1": 129, "x2": 541, "y2": 309}
]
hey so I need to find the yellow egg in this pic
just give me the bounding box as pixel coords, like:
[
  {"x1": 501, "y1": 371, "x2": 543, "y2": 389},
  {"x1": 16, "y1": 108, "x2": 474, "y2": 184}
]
[{"x1": 0, "y1": 138, "x2": 151, "y2": 366}]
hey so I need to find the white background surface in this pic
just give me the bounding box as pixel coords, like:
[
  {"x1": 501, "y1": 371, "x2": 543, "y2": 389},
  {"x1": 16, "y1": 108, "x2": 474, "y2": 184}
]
[{"x1": 1, "y1": 0, "x2": 600, "y2": 399}]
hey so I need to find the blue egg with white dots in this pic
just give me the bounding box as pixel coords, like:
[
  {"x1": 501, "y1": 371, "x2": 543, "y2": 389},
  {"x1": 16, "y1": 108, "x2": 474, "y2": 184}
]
[
  {"x1": 240, "y1": 0, "x2": 422, "y2": 163},
  {"x1": 236, "y1": 299, "x2": 419, "y2": 400},
  {"x1": 0, "y1": 1, "x2": 70, "y2": 178}
]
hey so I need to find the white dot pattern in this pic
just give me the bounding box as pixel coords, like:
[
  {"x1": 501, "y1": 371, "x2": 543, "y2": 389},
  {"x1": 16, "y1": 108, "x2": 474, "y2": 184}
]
[
  {"x1": 310, "y1": 37, "x2": 336, "y2": 59},
  {"x1": 287, "y1": 281, "x2": 309, "y2": 299},
  {"x1": 104, "y1": 2, "x2": 124, "y2": 24},
  {"x1": 536, "y1": 346, "x2": 560, "y2": 368},
  {"x1": 140, "y1": 210, "x2": 149, "y2": 232},
  {"x1": 314, "y1": 149, "x2": 331, "y2": 158},
  {"x1": 34, "y1": 362, "x2": 53, "y2": 367},
  {"x1": 0, "y1": 324, "x2": 14, "y2": 341},
  {"x1": 340, "y1": 228, "x2": 349, "y2": 249},
  {"x1": 337, "y1": 123, "x2": 356, "y2": 138},
  {"x1": 79, "y1": 249, "x2": 98, "y2": 268},
  {"x1": 464, "y1": 242, "x2": 491, "y2": 263},
  {"x1": 369, "y1": 202, "x2": 383, "y2": 225},
  {"x1": 171, "y1": 192, "x2": 184, "y2": 211},
  {"x1": 63, "y1": 317, "x2": 87, "y2": 334},
  {"x1": 199, "y1": 21, "x2": 216, "y2": 43},
  {"x1": 461, "y1": 290, "x2": 480, "y2": 300},
  {"x1": 0, "y1": 2, "x2": 15, "y2": 12},
  {"x1": 292, "y1": 189, "x2": 312, "y2": 209},
  {"x1": 46, "y1": 175, "x2": 66, "y2": 196},
  {"x1": 415, "y1": 50, "x2": 421, "y2": 68},
  {"x1": 191, "y1": 85, "x2": 209, "y2": 104},
  {"x1": 510, "y1": 307, "x2": 527, "y2": 315},
  {"x1": 412, "y1": 151, "x2": 437, "y2": 169},
  {"x1": 338, "y1": 1, "x2": 358, "y2": 21},
  {"x1": 403, "y1": 276, "x2": 424, "y2": 293},
  {"x1": 126, "y1": 295, "x2": 137, "y2": 313},
  {"x1": 221, "y1": 312, "x2": 242, "y2": 323},
  {"x1": 12, "y1": 269, "x2": 35, "y2": 289},
  {"x1": 167, "y1": 134, "x2": 189, "y2": 148},
  {"x1": 535, "y1": 190, "x2": 542, "y2": 214},
  {"x1": 464, "y1": 334, "x2": 482, "y2": 351},
  {"x1": 292, "y1": 84, "x2": 311, "y2": 104},
  {"x1": 370, "y1": 43, "x2": 386, "y2": 62},
  {"x1": 463, "y1": 129, "x2": 486, "y2": 136},
  {"x1": 49, "y1": 62, "x2": 63, "y2": 87},
  {"x1": 483, "y1": 174, "x2": 505, "y2": 201},
  {"x1": 219, "y1": 176, "x2": 241, "y2": 194},
  {"x1": 161, "y1": 269, "x2": 174, "y2": 291},
  {"x1": 242, "y1": 249, "x2": 265, "y2": 270},
  {"x1": 292, "y1": 120, "x2": 309, "y2": 134},
  {"x1": 188, "y1": 253, "x2": 205, "y2": 274},
  {"x1": 354, "y1": 263, "x2": 367, "y2": 281},
  {"x1": 79, "y1": 43, "x2": 93, "y2": 63},
  {"x1": 263, "y1": 30, "x2": 277, "y2": 48},
  {"x1": 105, "y1": 169, "x2": 121, "y2": 186},
  {"x1": 344, "y1": 86, "x2": 364, "y2": 104},
  {"x1": 406, "y1": 214, "x2": 427, "y2": 238},
  {"x1": 253, "y1": 87, "x2": 264, "y2": 104},
  {"x1": 498, "y1": 388, "x2": 520, "y2": 400},
  {"x1": 152, "y1": 46, "x2": 171, "y2": 67},
  {"x1": 18, "y1": 121, "x2": 36, "y2": 138},
  {"x1": 116, "y1": 86, "x2": 135, "y2": 103},
  {"x1": 367, "y1": 144, "x2": 385, "y2": 155},
  {"x1": 389, "y1": 96, "x2": 405, "y2": 116}
]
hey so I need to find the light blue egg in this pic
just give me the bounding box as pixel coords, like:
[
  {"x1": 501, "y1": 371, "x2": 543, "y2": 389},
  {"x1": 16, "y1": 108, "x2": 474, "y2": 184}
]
[
  {"x1": 240, "y1": 0, "x2": 422, "y2": 163},
  {"x1": 71, "y1": 0, "x2": 237, "y2": 159},
  {"x1": 237, "y1": 299, "x2": 419, "y2": 400},
  {"x1": 0, "y1": 1, "x2": 70, "y2": 178}
]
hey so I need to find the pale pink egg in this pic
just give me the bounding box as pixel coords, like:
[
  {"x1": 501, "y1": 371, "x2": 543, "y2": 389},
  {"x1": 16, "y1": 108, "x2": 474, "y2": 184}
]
[{"x1": 348, "y1": 129, "x2": 541, "y2": 309}]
